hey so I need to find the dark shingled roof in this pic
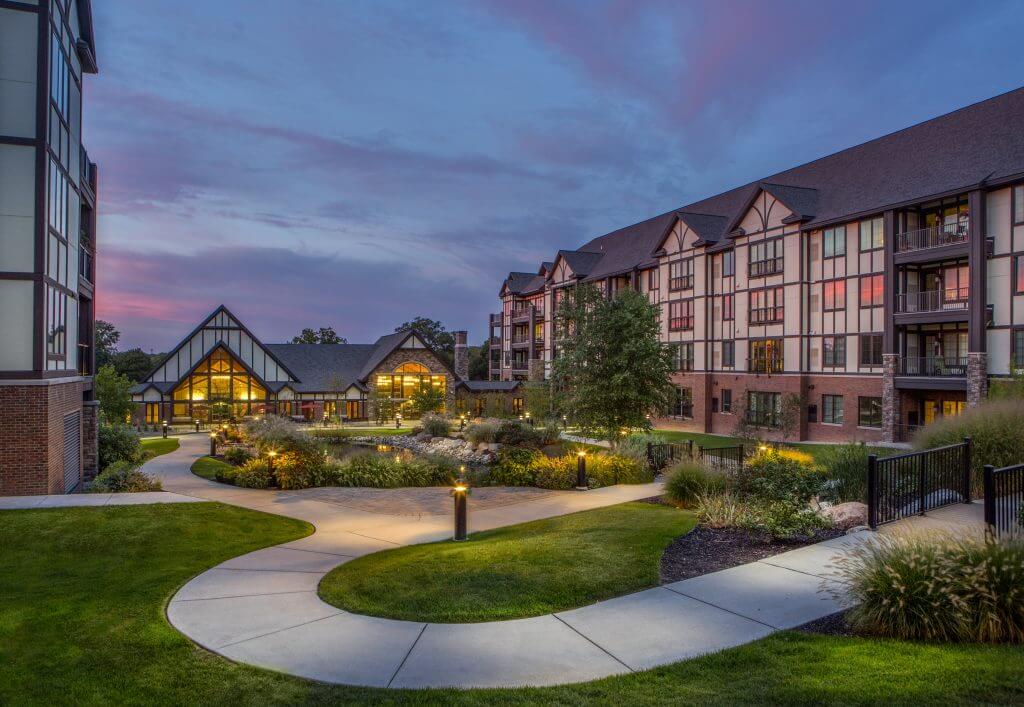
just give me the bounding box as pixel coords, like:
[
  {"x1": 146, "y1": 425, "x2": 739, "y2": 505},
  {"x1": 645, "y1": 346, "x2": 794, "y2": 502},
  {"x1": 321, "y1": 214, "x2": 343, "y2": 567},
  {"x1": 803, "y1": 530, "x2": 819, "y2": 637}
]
[
  {"x1": 356, "y1": 330, "x2": 415, "y2": 380},
  {"x1": 502, "y1": 271, "x2": 542, "y2": 295},
  {"x1": 505, "y1": 87, "x2": 1024, "y2": 285},
  {"x1": 675, "y1": 211, "x2": 731, "y2": 246},
  {"x1": 265, "y1": 343, "x2": 377, "y2": 393},
  {"x1": 557, "y1": 249, "x2": 604, "y2": 277}
]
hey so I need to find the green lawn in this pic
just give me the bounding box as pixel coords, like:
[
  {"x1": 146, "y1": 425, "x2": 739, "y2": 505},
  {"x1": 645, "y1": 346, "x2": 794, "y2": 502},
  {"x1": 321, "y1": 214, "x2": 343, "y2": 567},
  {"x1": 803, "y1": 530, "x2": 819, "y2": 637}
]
[
  {"x1": 649, "y1": 430, "x2": 894, "y2": 464},
  {"x1": 140, "y1": 436, "x2": 180, "y2": 458},
  {"x1": 0, "y1": 503, "x2": 1021, "y2": 705},
  {"x1": 191, "y1": 455, "x2": 234, "y2": 481},
  {"x1": 320, "y1": 502, "x2": 696, "y2": 622}
]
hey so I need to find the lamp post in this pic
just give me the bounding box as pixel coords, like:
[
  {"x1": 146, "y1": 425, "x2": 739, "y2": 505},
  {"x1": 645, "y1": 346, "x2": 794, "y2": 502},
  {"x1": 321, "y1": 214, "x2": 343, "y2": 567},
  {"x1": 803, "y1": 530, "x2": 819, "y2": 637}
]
[
  {"x1": 452, "y1": 481, "x2": 468, "y2": 541},
  {"x1": 209, "y1": 432, "x2": 217, "y2": 457},
  {"x1": 194, "y1": 419, "x2": 200, "y2": 433},
  {"x1": 267, "y1": 449, "x2": 278, "y2": 485},
  {"x1": 525, "y1": 411, "x2": 533, "y2": 427},
  {"x1": 576, "y1": 450, "x2": 588, "y2": 491},
  {"x1": 395, "y1": 413, "x2": 402, "y2": 430},
  {"x1": 562, "y1": 414, "x2": 568, "y2": 430},
  {"x1": 162, "y1": 420, "x2": 168, "y2": 439},
  {"x1": 459, "y1": 413, "x2": 466, "y2": 431}
]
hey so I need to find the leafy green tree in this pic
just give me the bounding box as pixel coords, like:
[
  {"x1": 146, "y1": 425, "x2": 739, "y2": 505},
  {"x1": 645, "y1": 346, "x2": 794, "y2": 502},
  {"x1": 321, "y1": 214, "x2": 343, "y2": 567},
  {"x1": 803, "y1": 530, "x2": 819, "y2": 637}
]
[
  {"x1": 95, "y1": 320, "x2": 120, "y2": 369},
  {"x1": 523, "y1": 382, "x2": 552, "y2": 421},
  {"x1": 394, "y1": 317, "x2": 454, "y2": 366},
  {"x1": 468, "y1": 340, "x2": 490, "y2": 380},
  {"x1": 409, "y1": 384, "x2": 446, "y2": 417},
  {"x1": 110, "y1": 348, "x2": 157, "y2": 382},
  {"x1": 94, "y1": 365, "x2": 135, "y2": 423},
  {"x1": 291, "y1": 326, "x2": 347, "y2": 344},
  {"x1": 373, "y1": 390, "x2": 400, "y2": 424},
  {"x1": 551, "y1": 285, "x2": 673, "y2": 443}
]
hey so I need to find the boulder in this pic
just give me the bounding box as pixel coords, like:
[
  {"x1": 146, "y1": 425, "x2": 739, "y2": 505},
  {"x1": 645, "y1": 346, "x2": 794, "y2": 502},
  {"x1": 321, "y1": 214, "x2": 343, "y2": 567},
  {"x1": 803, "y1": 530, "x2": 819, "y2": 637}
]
[{"x1": 821, "y1": 501, "x2": 868, "y2": 530}]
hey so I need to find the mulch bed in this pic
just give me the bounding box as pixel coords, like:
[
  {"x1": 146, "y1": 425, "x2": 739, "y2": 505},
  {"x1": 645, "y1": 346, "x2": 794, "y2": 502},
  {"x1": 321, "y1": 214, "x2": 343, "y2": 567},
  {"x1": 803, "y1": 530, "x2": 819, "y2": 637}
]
[
  {"x1": 659, "y1": 524, "x2": 844, "y2": 584},
  {"x1": 794, "y1": 610, "x2": 858, "y2": 637}
]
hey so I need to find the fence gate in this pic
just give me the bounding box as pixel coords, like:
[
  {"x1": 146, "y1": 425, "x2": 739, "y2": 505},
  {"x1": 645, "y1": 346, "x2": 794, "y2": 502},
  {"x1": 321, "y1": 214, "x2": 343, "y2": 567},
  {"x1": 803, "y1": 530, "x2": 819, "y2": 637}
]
[
  {"x1": 697, "y1": 445, "x2": 744, "y2": 472},
  {"x1": 645, "y1": 441, "x2": 693, "y2": 470},
  {"x1": 983, "y1": 463, "x2": 1024, "y2": 537},
  {"x1": 867, "y1": 437, "x2": 972, "y2": 529}
]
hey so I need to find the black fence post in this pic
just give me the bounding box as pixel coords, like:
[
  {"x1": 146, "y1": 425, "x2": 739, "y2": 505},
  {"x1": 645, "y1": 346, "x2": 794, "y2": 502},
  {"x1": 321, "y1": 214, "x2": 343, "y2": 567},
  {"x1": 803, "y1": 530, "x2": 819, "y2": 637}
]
[
  {"x1": 962, "y1": 437, "x2": 973, "y2": 503},
  {"x1": 867, "y1": 454, "x2": 878, "y2": 529},
  {"x1": 918, "y1": 452, "x2": 928, "y2": 516},
  {"x1": 982, "y1": 464, "x2": 996, "y2": 532},
  {"x1": 687, "y1": 440, "x2": 694, "y2": 459}
]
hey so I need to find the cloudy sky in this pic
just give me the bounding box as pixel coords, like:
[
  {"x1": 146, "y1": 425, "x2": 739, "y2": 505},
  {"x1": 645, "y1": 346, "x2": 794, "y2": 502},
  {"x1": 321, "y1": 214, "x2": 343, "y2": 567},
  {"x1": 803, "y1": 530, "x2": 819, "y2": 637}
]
[{"x1": 87, "y1": 0, "x2": 1024, "y2": 351}]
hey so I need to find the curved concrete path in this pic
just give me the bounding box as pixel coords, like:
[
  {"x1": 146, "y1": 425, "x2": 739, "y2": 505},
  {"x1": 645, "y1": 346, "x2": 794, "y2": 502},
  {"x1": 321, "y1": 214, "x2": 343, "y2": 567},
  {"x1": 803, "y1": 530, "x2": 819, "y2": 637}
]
[{"x1": 148, "y1": 435, "x2": 863, "y2": 689}]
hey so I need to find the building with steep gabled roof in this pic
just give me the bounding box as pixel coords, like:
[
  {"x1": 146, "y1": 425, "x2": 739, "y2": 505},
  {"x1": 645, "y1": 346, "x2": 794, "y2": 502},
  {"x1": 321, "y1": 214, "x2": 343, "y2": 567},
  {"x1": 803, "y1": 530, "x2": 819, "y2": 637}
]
[{"x1": 489, "y1": 87, "x2": 1024, "y2": 444}]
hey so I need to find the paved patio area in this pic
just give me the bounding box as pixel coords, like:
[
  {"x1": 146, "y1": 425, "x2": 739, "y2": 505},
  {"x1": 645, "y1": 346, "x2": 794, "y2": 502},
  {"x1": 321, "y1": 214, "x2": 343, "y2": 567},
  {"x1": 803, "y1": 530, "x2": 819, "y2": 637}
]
[
  {"x1": 292, "y1": 485, "x2": 557, "y2": 516},
  {"x1": 132, "y1": 435, "x2": 866, "y2": 689}
]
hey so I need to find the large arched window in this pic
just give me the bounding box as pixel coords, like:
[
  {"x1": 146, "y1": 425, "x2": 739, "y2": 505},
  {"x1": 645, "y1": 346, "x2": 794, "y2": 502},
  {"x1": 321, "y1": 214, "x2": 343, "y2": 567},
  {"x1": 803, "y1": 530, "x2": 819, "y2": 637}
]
[
  {"x1": 375, "y1": 361, "x2": 445, "y2": 409},
  {"x1": 171, "y1": 347, "x2": 268, "y2": 422}
]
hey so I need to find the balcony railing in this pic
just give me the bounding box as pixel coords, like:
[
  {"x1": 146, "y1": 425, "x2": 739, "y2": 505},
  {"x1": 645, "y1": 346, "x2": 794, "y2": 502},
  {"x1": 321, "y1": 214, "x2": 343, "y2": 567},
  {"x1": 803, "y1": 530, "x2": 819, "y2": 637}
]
[
  {"x1": 896, "y1": 222, "x2": 968, "y2": 253},
  {"x1": 490, "y1": 313, "x2": 502, "y2": 327},
  {"x1": 748, "y1": 357, "x2": 784, "y2": 374},
  {"x1": 669, "y1": 275, "x2": 694, "y2": 291},
  {"x1": 749, "y1": 257, "x2": 783, "y2": 277},
  {"x1": 897, "y1": 356, "x2": 968, "y2": 377},
  {"x1": 895, "y1": 287, "x2": 969, "y2": 313},
  {"x1": 749, "y1": 306, "x2": 784, "y2": 325},
  {"x1": 668, "y1": 317, "x2": 694, "y2": 331}
]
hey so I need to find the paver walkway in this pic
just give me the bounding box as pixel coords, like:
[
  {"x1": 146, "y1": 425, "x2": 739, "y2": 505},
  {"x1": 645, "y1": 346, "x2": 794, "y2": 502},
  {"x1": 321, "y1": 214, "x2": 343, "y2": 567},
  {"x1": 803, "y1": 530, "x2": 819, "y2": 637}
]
[{"x1": 131, "y1": 435, "x2": 865, "y2": 689}]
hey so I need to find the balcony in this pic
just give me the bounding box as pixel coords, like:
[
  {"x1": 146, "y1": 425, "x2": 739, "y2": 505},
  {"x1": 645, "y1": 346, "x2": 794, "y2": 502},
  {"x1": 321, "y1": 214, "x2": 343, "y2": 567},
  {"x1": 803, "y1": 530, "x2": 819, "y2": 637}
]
[
  {"x1": 894, "y1": 287, "x2": 969, "y2": 323},
  {"x1": 510, "y1": 305, "x2": 542, "y2": 323},
  {"x1": 748, "y1": 357, "x2": 784, "y2": 374},
  {"x1": 749, "y1": 306, "x2": 784, "y2": 325},
  {"x1": 894, "y1": 222, "x2": 974, "y2": 264},
  {"x1": 749, "y1": 257, "x2": 783, "y2": 278},
  {"x1": 669, "y1": 275, "x2": 694, "y2": 291},
  {"x1": 489, "y1": 313, "x2": 502, "y2": 327},
  {"x1": 894, "y1": 355, "x2": 968, "y2": 391}
]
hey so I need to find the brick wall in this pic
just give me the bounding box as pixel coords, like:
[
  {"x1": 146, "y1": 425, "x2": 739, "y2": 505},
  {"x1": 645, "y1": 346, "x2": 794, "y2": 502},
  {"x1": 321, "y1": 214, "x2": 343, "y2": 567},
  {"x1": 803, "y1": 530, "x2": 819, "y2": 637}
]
[
  {"x1": 0, "y1": 380, "x2": 87, "y2": 496},
  {"x1": 802, "y1": 374, "x2": 884, "y2": 444}
]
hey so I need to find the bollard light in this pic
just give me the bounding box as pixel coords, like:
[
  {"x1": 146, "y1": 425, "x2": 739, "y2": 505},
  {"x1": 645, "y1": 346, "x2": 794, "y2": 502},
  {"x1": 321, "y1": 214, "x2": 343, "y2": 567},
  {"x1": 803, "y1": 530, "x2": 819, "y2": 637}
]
[
  {"x1": 395, "y1": 413, "x2": 402, "y2": 429},
  {"x1": 162, "y1": 420, "x2": 168, "y2": 438},
  {"x1": 758, "y1": 444, "x2": 768, "y2": 452},
  {"x1": 452, "y1": 482, "x2": 468, "y2": 541},
  {"x1": 267, "y1": 450, "x2": 278, "y2": 484},
  {"x1": 194, "y1": 418, "x2": 200, "y2": 433},
  {"x1": 209, "y1": 432, "x2": 217, "y2": 457},
  {"x1": 576, "y1": 450, "x2": 588, "y2": 491},
  {"x1": 562, "y1": 414, "x2": 568, "y2": 430},
  {"x1": 460, "y1": 413, "x2": 466, "y2": 431},
  {"x1": 525, "y1": 411, "x2": 533, "y2": 427}
]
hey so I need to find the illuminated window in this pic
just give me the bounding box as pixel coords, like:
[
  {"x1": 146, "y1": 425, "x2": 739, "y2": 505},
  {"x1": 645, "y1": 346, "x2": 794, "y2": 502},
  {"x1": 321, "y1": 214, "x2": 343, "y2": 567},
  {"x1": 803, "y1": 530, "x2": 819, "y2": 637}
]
[
  {"x1": 169, "y1": 347, "x2": 268, "y2": 422},
  {"x1": 375, "y1": 362, "x2": 446, "y2": 411}
]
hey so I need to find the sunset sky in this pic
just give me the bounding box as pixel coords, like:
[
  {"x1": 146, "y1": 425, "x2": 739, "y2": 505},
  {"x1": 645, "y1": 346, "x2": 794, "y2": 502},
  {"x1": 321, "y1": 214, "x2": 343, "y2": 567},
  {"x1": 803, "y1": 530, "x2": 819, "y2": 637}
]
[{"x1": 86, "y1": 0, "x2": 1024, "y2": 351}]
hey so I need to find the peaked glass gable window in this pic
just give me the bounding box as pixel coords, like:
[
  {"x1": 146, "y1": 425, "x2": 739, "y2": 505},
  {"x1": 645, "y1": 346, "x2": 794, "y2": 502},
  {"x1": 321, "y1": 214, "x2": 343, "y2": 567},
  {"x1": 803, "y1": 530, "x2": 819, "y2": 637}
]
[
  {"x1": 376, "y1": 361, "x2": 446, "y2": 411},
  {"x1": 171, "y1": 348, "x2": 268, "y2": 422}
]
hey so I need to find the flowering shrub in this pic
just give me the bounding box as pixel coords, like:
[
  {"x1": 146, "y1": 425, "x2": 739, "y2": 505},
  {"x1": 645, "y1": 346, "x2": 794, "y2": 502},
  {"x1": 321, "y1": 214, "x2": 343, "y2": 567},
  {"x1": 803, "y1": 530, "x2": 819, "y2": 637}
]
[{"x1": 837, "y1": 532, "x2": 1024, "y2": 643}]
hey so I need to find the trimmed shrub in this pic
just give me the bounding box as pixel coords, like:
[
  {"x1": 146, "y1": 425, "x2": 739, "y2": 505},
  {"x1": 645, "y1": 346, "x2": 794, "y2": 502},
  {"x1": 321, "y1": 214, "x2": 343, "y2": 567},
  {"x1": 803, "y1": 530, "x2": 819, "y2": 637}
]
[
  {"x1": 235, "y1": 458, "x2": 272, "y2": 489},
  {"x1": 222, "y1": 446, "x2": 253, "y2": 466},
  {"x1": 214, "y1": 463, "x2": 238, "y2": 485},
  {"x1": 495, "y1": 420, "x2": 543, "y2": 448},
  {"x1": 420, "y1": 413, "x2": 451, "y2": 438},
  {"x1": 531, "y1": 454, "x2": 577, "y2": 490},
  {"x1": 818, "y1": 443, "x2": 872, "y2": 503},
  {"x1": 465, "y1": 421, "x2": 498, "y2": 445},
  {"x1": 89, "y1": 461, "x2": 161, "y2": 493},
  {"x1": 736, "y1": 447, "x2": 823, "y2": 505},
  {"x1": 664, "y1": 460, "x2": 727, "y2": 506},
  {"x1": 489, "y1": 447, "x2": 540, "y2": 486},
  {"x1": 838, "y1": 533, "x2": 1024, "y2": 643},
  {"x1": 98, "y1": 424, "x2": 141, "y2": 471},
  {"x1": 586, "y1": 453, "x2": 653, "y2": 486},
  {"x1": 273, "y1": 450, "x2": 325, "y2": 490},
  {"x1": 914, "y1": 399, "x2": 1024, "y2": 483},
  {"x1": 741, "y1": 500, "x2": 832, "y2": 541},
  {"x1": 326, "y1": 454, "x2": 452, "y2": 488}
]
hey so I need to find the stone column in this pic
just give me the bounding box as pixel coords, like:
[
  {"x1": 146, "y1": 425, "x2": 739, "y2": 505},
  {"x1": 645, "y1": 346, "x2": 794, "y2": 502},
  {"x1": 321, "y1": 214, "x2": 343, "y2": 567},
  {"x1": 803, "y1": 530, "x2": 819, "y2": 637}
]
[
  {"x1": 453, "y1": 330, "x2": 469, "y2": 381},
  {"x1": 527, "y1": 358, "x2": 545, "y2": 382},
  {"x1": 82, "y1": 400, "x2": 99, "y2": 481},
  {"x1": 882, "y1": 353, "x2": 899, "y2": 443},
  {"x1": 967, "y1": 352, "x2": 988, "y2": 408}
]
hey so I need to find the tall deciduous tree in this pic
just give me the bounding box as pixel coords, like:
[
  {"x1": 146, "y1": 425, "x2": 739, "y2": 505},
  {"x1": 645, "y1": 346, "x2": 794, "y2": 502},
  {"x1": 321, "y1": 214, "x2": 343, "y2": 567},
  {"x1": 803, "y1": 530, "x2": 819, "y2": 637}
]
[
  {"x1": 394, "y1": 317, "x2": 454, "y2": 366},
  {"x1": 468, "y1": 340, "x2": 490, "y2": 380},
  {"x1": 94, "y1": 365, "x2": 135, "y2": 423},
  {"x1": 551, "y1": 284, "x2": 673, "y2": 442},
  {"x1": 110, "y1": 348, "x2": 157, "y2": 382},
  {"x1": 291, "y1": 327, "x2": 347, "y2": 344},
  {"x1": 95, "y1": 320, "x2": 119, "y2": 369}
]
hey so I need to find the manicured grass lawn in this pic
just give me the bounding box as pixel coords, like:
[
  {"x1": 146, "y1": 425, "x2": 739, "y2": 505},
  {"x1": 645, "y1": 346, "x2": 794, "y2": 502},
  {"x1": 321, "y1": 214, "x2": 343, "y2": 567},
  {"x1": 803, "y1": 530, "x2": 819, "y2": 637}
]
[
  {"x1": 1, "y1": 503, "x2": 1021, "y2": 705},
  {"x1": 140, "y1": 436, "x2": 180, "y2": 458},
  {"x1": 649, "y1": 430, "x2": 894, "y2": 464},
  {"x1": 319, "y1": 503, "x2": 695, "y2": 622},
  {"x1": 191, "y1": 455, "x2": 234, "y2": 481}
]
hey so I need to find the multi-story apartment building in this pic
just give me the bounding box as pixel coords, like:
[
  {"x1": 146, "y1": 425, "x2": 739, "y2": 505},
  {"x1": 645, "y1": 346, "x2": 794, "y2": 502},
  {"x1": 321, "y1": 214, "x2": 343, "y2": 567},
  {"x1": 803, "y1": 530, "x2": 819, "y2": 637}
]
[
  {"x1": 490, "y1": 88, "x2": 1024, "y2": 444},
  {"x1": 0, "y1": 0, "x2": 99, "y2": 495}
]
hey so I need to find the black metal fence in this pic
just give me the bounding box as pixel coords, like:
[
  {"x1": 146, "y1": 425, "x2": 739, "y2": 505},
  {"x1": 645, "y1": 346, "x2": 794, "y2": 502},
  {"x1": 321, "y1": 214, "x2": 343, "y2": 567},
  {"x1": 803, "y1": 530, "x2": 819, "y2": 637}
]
[
  {"x1": 646, "y1": 441, "x2": 693, "y2": 470},
  {"x1": 983, "y1": 463, "x2": 1024, "y2": 537},
  {"x1": 867, "y1": 437, "x2": 972, "y2": 529},
  {"x1": 698, "y1": 444, "x2": 745, "y2": 471}
]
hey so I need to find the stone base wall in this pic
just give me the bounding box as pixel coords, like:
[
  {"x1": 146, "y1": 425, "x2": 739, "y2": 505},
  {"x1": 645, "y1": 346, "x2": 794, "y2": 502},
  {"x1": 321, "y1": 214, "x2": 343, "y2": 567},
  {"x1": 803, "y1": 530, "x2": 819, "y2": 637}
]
[
  {"x1": 881, "y1": 353, "x2": 898, "y2": 443},
  {"x1": 967, "y1": 352, "x2": 988, "y2": 407},
  {"x1": 0, "y1": 379, "x2": 88, "y2": 496}
]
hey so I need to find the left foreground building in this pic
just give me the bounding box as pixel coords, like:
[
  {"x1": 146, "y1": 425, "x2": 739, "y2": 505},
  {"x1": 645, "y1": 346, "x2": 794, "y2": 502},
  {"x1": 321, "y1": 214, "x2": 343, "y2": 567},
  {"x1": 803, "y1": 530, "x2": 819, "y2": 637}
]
[{"x1": 0, "y1": 0, "x2": 100, "y2": 495}]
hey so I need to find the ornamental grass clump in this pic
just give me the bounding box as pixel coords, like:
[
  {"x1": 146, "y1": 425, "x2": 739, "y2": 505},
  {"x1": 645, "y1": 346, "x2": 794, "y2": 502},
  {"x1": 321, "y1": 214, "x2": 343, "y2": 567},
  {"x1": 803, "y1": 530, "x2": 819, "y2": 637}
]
[
  {"x1": 420, "y1": 413, "x2": 450, "y2": 438},
  {"x1": 837, "y1": 532, "x2": 1024, "y2": 643},
  {"x1": 818, "y1": 442, "x2": 872, "y2": 503},
  {"x1": 664, "y1": 460, "x2": 728, "y2": 506},
  {"x1": 465, "y1": 421, "x2": 498, "y2": 445},
  {"x1": 89, "y1": 461, "x2": 162, "y2": 493}
]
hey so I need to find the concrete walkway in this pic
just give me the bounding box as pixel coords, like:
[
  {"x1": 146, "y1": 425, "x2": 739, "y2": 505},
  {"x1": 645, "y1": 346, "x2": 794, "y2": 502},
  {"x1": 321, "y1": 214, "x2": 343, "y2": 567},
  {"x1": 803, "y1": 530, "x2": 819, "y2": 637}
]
[
  {"x1": 133, "y1": 435, "x2": 865, "y2": 689},
  {"x1": 0, "y1": 490, "x2": 204, "y2": 510}
]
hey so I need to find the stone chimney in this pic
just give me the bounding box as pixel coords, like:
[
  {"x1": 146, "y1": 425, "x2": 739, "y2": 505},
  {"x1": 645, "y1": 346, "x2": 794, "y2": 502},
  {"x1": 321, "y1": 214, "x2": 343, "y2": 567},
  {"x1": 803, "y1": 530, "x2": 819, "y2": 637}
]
[{"x1": 453, "y1": 330, "x2": 469, "y2": 380}]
